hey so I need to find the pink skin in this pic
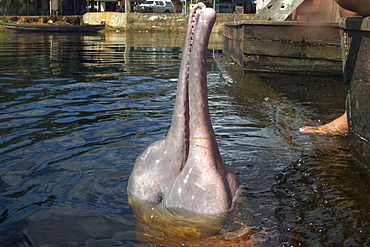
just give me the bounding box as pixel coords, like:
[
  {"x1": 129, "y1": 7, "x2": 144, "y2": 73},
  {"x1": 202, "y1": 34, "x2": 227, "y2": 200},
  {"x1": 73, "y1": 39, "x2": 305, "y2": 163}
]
[
  {"x1": 127, "y1": 3, "x2": 239, "y2": 215},
  {"x1": 335, "y1": 0, "x2": 370, "y2": 17}
]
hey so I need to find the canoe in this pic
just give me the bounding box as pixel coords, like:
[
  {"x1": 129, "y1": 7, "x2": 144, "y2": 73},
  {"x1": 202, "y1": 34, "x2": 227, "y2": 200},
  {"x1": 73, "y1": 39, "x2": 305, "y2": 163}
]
[{"x1": 0, "y1": 23, "x2": 105, "y2": 32}]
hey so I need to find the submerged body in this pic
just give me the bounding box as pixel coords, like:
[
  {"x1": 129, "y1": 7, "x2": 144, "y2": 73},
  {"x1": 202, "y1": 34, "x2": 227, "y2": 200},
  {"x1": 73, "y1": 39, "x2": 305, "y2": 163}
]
[{"x1": 127, "y1": 3, "x2": 240, "y2": 215}]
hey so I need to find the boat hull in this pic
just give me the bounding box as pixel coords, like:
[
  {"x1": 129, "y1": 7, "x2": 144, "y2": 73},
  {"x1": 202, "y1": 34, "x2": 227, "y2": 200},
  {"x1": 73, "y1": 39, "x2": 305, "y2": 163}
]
[{"x1": 0, "y1": 23, "x2": 105, "y2": 32}]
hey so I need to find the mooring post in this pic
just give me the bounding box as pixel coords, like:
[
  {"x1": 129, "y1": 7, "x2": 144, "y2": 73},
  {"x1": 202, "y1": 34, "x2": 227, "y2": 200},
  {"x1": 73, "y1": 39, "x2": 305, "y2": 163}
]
[{"x1": 340, "y1": 17, "x2": 370, "y2": 165}]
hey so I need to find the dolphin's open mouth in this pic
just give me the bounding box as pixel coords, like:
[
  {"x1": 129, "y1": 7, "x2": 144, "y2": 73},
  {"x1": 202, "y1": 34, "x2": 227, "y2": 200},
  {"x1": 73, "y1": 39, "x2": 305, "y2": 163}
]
[
  {"x1": 180, "y1": 4, "x2": 213, "y2": 172},
  {"x1": 128, "y1": 3, "x2": 239, "y2": 216}
]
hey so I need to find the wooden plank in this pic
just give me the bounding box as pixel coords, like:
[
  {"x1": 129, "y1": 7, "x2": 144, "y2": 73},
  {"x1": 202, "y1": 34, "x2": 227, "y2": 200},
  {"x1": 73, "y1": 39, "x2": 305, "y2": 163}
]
[
  {"x1": 242, "y1": 21, "x2": 341, "y2": 45},
  {"x1": 223, "y1": 35, "x2": 244, "y2": 67},
  {"x1": 340, "y1": 16, "x2": 370, "y2": 31},
  {"x1": 254, "y1": 0, "x2": 305, "y2": 21},
  {"x1": 242, "y1": 39, "x2": 341, "y2": 61},
  {"x1": 242, "y1": 55, "x2": 342, "y2": 74},
  {"x1": 223, "y1": 20, "x2": 342, "y2": 73}
]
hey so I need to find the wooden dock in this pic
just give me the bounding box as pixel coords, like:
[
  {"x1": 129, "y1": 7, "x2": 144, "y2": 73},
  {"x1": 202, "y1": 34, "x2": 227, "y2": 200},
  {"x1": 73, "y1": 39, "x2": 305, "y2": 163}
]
[
  {"x1": 340, "y1": 17, "x2": 370, "y2": 165},
  {"x1": 223, "y1": 20, "x2": 342, "y2": 74}
]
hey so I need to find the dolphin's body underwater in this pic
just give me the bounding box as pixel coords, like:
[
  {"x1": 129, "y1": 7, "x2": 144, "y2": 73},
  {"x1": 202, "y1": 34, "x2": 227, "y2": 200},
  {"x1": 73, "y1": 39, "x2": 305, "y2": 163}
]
[{"x1": 127, "y1": 3, "x2": 240, "y2": 215}]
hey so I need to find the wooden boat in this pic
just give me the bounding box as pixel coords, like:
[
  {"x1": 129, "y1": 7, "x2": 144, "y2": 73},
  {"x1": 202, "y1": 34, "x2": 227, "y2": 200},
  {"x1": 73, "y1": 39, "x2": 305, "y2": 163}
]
[
  {"x1": 0, "y1": 22, "x2": 105, "y2": 32},
  {"x1": 223, "y1": 20, "x2": 342, "y2": 74},
  {"x1": 340, "y1": 17, "x2": 370, "y2": 166}
]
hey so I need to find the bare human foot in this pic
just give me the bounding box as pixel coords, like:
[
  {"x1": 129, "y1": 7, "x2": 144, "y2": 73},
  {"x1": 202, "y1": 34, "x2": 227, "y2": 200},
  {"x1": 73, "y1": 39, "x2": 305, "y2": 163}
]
[{"x1": 300, "y1": 112, "x2": 348, "y2": 135}]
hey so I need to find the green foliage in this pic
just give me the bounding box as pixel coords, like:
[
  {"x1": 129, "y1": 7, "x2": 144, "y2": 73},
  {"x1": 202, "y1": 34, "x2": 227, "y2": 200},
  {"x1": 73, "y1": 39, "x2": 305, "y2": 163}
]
[
  {"x1": 0, "y1": 0, "x2": 24, "y2": 15},
  {"x1": 0, "y1": 17, "x2": 9, "y2": 23}
]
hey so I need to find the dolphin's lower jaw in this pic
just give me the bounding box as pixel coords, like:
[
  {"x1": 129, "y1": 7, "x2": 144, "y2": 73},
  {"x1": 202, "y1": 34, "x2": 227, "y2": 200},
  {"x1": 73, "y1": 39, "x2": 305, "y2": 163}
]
[{"x1": 127, "y1": 3, "x2": 240, "y2": 216}]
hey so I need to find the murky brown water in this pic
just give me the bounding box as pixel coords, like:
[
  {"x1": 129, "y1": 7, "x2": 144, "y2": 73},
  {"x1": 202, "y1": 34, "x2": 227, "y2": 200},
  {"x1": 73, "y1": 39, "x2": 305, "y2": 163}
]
[{"x1": 0, "y1": 30, "x2": 369, "y2": 246}]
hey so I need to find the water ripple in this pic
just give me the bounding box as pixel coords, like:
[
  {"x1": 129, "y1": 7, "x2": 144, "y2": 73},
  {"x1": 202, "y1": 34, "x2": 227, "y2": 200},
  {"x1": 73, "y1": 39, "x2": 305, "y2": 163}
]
[{"x1": 0, "y1": 32, "x2": 368, "y2": 246}]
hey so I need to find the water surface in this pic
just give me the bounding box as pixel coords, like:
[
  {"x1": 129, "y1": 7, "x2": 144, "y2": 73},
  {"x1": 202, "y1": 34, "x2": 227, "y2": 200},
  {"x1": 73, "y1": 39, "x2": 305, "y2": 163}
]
[{"x1": 0, "y1": 31, "x2": 369, "y2": 246}]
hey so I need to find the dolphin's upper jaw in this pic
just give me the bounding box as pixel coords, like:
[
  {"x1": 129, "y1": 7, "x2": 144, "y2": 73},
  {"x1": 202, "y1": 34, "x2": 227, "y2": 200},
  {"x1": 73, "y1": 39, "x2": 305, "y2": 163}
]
[{"x1": 185, "y1": 4, "x2": 215, "y2": 77}]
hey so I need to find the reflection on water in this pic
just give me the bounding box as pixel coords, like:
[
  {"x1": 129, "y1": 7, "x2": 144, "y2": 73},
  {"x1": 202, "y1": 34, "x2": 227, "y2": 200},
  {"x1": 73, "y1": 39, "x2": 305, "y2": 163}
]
[{"x1": 0, "y1": 31, "x2": 369, "y2": 246}]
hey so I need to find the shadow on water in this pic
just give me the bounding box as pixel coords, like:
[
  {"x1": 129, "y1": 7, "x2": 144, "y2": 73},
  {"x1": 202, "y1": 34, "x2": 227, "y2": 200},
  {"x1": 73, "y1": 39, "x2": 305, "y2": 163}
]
[
  {"x1": 0, "y1": 31, "x2": 369, "y2": 246},
  {"x1": 215, "y1": 54, "x2": 370, "y2": 246}
]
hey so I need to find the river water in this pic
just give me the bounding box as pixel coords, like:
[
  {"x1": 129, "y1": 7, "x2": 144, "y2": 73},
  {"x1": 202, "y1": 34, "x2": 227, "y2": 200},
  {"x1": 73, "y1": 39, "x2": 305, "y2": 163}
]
[{"x1": 0, "y1": 30, "x2": 369, "y2": 246}]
